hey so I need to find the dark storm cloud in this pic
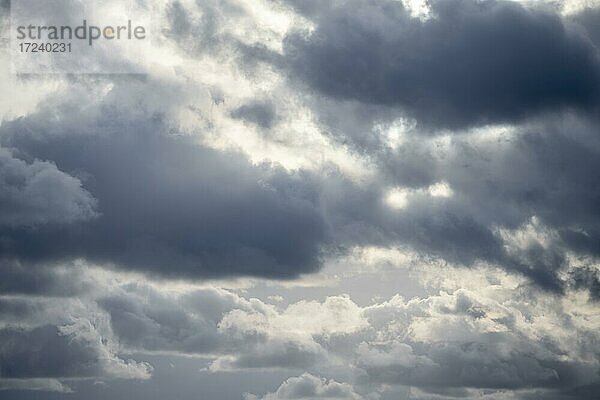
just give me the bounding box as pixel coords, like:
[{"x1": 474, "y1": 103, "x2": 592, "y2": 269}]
[
  {"x1": 0, "y1": 97, "x2": 327, "y2": 281},
  {"x1": 8, "y1": 0, "x2": 587, "y2": 301},
  {"x1": 284, "y1": 0, "x2": 600, "y2": 128}
]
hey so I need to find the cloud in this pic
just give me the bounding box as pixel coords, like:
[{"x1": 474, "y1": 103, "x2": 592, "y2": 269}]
[
  {"x1": 0, "y1": 260, "x2": 96, "y2": 296},
  {"x1": 0, "y1": 260, "x2": 598, "y2": 397},
  {"x1": 231, "y1": 100, "x2": 278, "y2": 129},
  {"x1": 0, "y1": 88, "x2": 328, "y2": 280},
  {"x1": 94, "y1": 281, "x2": 355, "y2": 371},
  {"x1": 209, "y1": 295, "x2": 367, "y2": 371},
  {"x1": 572, "y1": 6, "x2": 600, "y2": 47},
  {"x1": 0, "y1": 378, "x2": 72, "y2": 393},
  {"x1": 4, "y1": 0, "x2": 597, "y2": 295},
  {"x1": 356, "y1": 285, "x2": 600, "y2": 394},
  {"x1": 97, "y1": 270, "x2": 600, "y2": 395},
  {"x1": 97, "y1": 284, "x2": 254, "y2": 354},
  {"x1": 1, "y1": 1, "x2": 600, "y2": 397},
  {"x1": 312, "y1": 114, "x2": 600, "y2": 293},
  {"x1": 0, "y1": 147, "x2": 97, "y2": 227},
  {"x1": 284, "y1": 0, "x2": 600, "y2": 128},
  {"x1": 243, "y1": 373, "x2": 366, "y2": 400},
  {"x1": 0, "y1": 323, "x2": 151, "y2": 381},
  {"x1": 0, "y1": 278, "x2": 153, "y2": 388},
  {"x1": 98, "y1": 287, "x2": 366, "y2": 371}
]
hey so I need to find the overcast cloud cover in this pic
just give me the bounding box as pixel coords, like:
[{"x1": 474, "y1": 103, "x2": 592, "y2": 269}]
[{"x1": 1, "y1": 0, "x2": 599, "y2": 399}]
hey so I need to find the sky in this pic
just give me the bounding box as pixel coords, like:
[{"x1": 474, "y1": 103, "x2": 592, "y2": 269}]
[{"x1": 1, "y1": 0, "x2": 600, "y2": 399}]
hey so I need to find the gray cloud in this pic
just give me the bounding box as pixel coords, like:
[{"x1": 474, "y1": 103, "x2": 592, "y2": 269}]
[
  {"x1": 163, "y1": 0, "x2": 248, "y2": 55},
  {"x1": 295, "y1": 113, "x2": 599, "y2": 293},
  {"x1": 98, "y1": 283, "x2": 329, "y2": 371},
  {"x1": 0, "y1": 262, "x2": 597, "y2": 398},
  {"x1": 3, "y1": 1, "x2": 597, "y2": 295},
  {"x1": 0, "y1": 260, "x2": 94, "y2": 297},
  {"x1": 97, "y1": 284, "x2": 250, "y2": 354},
  {"x1": 244, "y1": 373, "x2": 364, "y2": 400},
  {"x1": 284, "y1": 0, "x2": 600, "y2": 128},
  {"x1": 0, "y1": 378, "x2": 72, "y2": 393},
  {"x1": 355, "y1": 287, "x2": 600, "y2": 396},
  {"x1": 0, "y1": 88, "x2": 328, "y2": 281},
  {"x1": 2, "y1": 1, "x2": 600, "y2": 398},
  {"x1": 231, "y1": 100, "x2": 278, "y2": 129},
  {"x1": 0, "y1": 324, "x2": 151, "y2": 380},
  {"x1": 0, "y1": 325, "x2": 106, "y2": 378},
  {"x1": 0, "y1": 147, "x2": 97, "y2": 227}
]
